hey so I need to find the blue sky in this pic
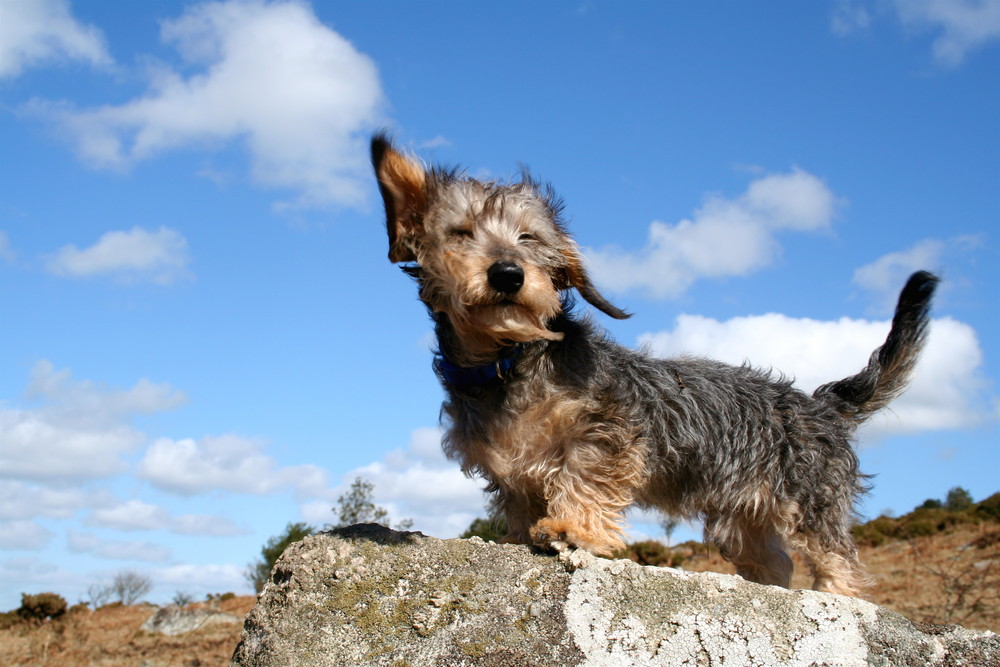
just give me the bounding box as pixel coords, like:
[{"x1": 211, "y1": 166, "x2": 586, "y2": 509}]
[{"x1": 1, "y1": 0, "x2": 998, "y2": 608}]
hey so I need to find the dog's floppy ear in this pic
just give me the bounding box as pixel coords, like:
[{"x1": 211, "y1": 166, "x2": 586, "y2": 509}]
[
  {"x1": 559, "y1": 244, "x2": 631, "y2": 320},
  {"x1": 371, "y1": 133, "x2": 427, "y2": 263}
]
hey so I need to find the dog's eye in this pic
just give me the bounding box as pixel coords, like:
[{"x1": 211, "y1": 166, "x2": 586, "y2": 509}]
[
  {"x1": 518, "y1": 233, "x2": 537, "y2": 243},
  {"x1": 448, "y1": 228, "x2": 474, "y2": 240}
]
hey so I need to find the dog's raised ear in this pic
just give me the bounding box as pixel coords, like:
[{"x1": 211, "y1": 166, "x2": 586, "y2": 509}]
[
  {"x1": 371, "y1": 133, "x2": 427, "y2": 263},
  {"x1": 559, "y1": 244, "x2": 631, "y2": 320}
]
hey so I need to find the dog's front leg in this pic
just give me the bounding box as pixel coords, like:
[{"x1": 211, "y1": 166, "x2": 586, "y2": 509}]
[{"x1": 528, "y1": 437, "x2": 646, "y2": 557}]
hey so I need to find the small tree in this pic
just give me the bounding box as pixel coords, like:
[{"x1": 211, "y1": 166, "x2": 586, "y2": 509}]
[
  {"x1": 245, "y1": 521, "x2": 314, "y2": 594},
  {"x1": 945, "y1": 487, "x2": 974, "y2": 512},
  {"x1": 329, "y1": 477, "x2": 413, "y2": 531},
  {"x1": 87, "y1": 581, "x2": 114, "y2": 608},
  {"x1": 918, "y1": 498, "x2": 943, "y2": 510},
  {"x1": 111, "y1": 570, "x2": 153, "y2": 605},
  {"x1": 460, "y1": 516, "x2": 507, "y2": 543},
  {"x1": 172, "y1": 591, "x2": 194, "y2": 607},
  {"x1": 660, "y1": 517, "x2": 680, "y2": 547}
]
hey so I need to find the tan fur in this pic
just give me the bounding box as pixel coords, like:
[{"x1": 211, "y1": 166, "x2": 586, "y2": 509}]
[
  {"x1": 377, "y1": 148, "x2": 426, "y2": 262},
  {"x1": 444, "y1": 383, "x2": 649, "y2": 557}
]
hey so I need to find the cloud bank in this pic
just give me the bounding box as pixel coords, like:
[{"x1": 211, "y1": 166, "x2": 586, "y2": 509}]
[
  {"x1": 585, "y1": 168, "x2": 838, "y2": 298},
  {"x1": 32, "y1": 0, "x2": 385, "y2": 210}
]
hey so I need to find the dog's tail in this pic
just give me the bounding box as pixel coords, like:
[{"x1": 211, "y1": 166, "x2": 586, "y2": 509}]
[{"x1": 813, "y1": 271, "x2": 938, "y2": 423}]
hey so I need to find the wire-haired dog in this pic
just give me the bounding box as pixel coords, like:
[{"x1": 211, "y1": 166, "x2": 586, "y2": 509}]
[{"x1": 371, "y1": 134, "x2": 937, "y2": 596}]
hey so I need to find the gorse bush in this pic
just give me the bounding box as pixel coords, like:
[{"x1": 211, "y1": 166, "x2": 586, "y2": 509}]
[
  {"x1": 18, "y1": 592, "x2": 67, "y2": 622},
  {"x1": 853, "y1": 490, "x2": 997, "y2": 547}
]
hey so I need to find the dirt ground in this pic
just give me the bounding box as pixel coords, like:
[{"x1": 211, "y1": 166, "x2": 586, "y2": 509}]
[
  {"x1": 2, "y1": 596, "x2": 255, "y2": 667},
  {"x1": 2, "y1": 524, "x2": 996, "y2": 666}
]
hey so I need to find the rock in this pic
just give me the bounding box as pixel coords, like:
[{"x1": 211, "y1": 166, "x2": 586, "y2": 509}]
[
  {"x1": 231, "y1": 524, "x2": 999, "y2": 666},
  {"x1": 142, "y1": 605, "x2": 241, "y2": 636}
]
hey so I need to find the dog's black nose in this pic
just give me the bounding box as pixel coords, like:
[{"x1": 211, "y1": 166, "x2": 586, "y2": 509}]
[{"x1": 487, "y1": 261, "x2": 524, "y2": 295}]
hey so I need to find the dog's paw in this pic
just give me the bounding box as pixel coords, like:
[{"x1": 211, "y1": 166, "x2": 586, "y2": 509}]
[
  {"x1": 530, "y1": 518, "x2": 590, "y2": 553},
  {"x1": 530, "y1": 518, "x2": 622, "y2": 557}
]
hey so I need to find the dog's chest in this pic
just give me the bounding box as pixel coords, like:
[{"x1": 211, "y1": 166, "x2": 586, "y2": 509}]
[{"x1": 450, "y1": 387, "x2": 595, "y2": 484}]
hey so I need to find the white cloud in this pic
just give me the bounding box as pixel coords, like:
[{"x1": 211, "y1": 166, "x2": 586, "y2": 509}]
[
  {"x1": 152, "y1": 563, "x2": 248, "y2": 594},
  {"x1": 0, "y1": 0, "x2": 112, "y2": 78},
  {"x1": 639, "y1": 313, "x2": 995, "y2": 442},
  {"x1": 83, "y1": 498, "x2": 247, "y2": 536},
  {"x1": 138, "y1": 434, "x2": 328, "y2": 497},
  {"x1": 853, "y1": 239, "x2": 945, "y2": 297},
  {"x1": 831, "y1": 0, "x2": 873, "y2": 35},
  {"x1": 894, "y1": 0, "x2": 1000, "y2": 66},
  {"x1": 585, "y1": 168, "x2": 838, "y2": 298},
  {"x1": 0, "y1": 409, "x2": 144, "y2": 482},
  {"x1": 35, "y1": 0, "x2": 384, "y2": 210},
  {"x1": 310, "y1": 427, "x2": 488, "y2": 538},
  {"x1": 26, "y1": 359, "x2": 187, "y2": 422},
  {"x1": 45, "y1": 226, "x2": 192, "y2": 285},
  {"x1": 0, "y1": 520, "x2": 55, "y2": 550},
  {"x1": 832, "y1": 0, "x2": 1000, "y2": 66},
  {"x1": 853, "y1": 236, "x2": 982, "y2": 312},
  {"x1": 67, "y1": 529, "x2": 172, "y2": 562},
  {"x1": 0, "y1": 480, "x2": 113, "y2": 521},
  {"x1": 417, "y1": 135, "x2": 453, "y2": 150},
  {"x1": 169, "y1": 513, "x2": 247, "y2": 537},
  {"x1": 86, "y1": 499, "x2": 168, "y2": 532},
  {"x1": 0, "y1": 361, "x2": 185, "y2": 484}
]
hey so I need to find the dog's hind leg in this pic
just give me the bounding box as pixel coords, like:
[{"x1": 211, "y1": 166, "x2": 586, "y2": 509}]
[
  {"x1": 709, "y1": 516, "x2": 794, "y2": 588},
  {"x1": 795, "y1": 532, "x2": 869, "y2": 596},
  {"x1": 735, "y1": 524, "x2": 794, "y2": 588}
]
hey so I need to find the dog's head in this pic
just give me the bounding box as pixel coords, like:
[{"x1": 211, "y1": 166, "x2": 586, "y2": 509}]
[{"x1": 371, "y1": 133, "x2": 628, "y2": 360}]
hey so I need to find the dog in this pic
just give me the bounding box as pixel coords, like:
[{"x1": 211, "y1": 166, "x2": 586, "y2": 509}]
[{"x1": 371, "y1": 133, "x2": 937, "y2": 596}]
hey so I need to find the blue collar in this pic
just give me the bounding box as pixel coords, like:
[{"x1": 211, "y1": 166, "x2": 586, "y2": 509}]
[{"x1": 435, "y1": 347, "x2": 522, "y2": 387}]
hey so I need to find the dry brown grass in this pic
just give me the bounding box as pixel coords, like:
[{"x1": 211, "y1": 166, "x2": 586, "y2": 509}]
[
  {"x1": 680, "y1": 523, "x2": 1000, "y2": 633},
  {"x1": 1, "y1": 597, "x2": 255, "y2": 667}
]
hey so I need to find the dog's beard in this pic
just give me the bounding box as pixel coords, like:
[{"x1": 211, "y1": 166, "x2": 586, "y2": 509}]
[
  {"x1": 442, "y1": 299, "x2": 563, "y2": 366},
  {"x1": 466, "y1": 302, "x2": 563, "y2": 343}
]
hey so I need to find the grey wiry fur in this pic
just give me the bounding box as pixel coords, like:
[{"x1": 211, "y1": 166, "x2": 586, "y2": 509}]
[{"x1": 372, "y1": 133, "x2": 938, "y2": 596}]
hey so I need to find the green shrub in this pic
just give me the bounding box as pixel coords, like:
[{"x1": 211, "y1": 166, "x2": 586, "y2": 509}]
[
  {"x1": 18, "y1": 592, "x2": 67, "y2": 622},
  {"x1": 205, "y1": 591, "x2": 236, "y2": 603},
  {"x1": 974, "y1": 492, "x2": 1000, "y2": 521},
  {"x1": 895, "y1": 517, "x2": 938, "y2": 540},
  {"x1": 460, "y1": 517, "x2": 507, "y2": 543},
  {"x1": 852, "y1": 522, "x2": 887, "y2": 547},
  {"x1": 625, "y1": 540, "x2": 672, "y2": 566}
]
